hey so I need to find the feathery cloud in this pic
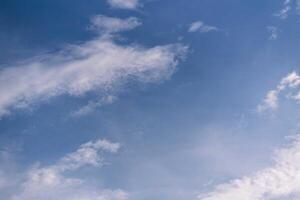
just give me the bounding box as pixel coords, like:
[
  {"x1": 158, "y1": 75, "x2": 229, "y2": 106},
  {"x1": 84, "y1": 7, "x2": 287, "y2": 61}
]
[
  {"x1": 71, "y1": 95, "x2": 117, "y2": 117},
  {"x1": 274, "y1": 0, "x2": 300, "y2": 19},
  {"x1": 275, "y1": 0, "x2": 291, "y2": 19},
  {"x1": 0, "y1": 15, "x2": 187, "y2": 118},
  {"x1": 188, "y1": 21, "x2": 218, "y2": 33}
]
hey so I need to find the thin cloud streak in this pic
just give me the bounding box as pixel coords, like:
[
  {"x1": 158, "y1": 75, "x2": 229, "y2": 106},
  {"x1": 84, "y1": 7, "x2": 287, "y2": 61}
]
[
  {"x1": 188, "y1": 21, "x2": 218, "y2": 33},
  {"x1": 71, "y1": 95, "x2": 117, "y2": 118}
]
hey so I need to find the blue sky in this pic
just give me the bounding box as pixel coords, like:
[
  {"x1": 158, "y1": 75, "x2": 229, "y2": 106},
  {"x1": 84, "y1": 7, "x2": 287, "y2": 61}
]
[{"x1": 2, "y1": 0, "x2": 300, "y2": 200}]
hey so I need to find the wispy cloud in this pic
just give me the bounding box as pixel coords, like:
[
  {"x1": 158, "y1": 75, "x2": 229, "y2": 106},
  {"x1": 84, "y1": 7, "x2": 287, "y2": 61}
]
[
  {"x1": 107, "y1": 0, "x2": 140, "y2": 10},
  {"x1": 90, "y1": 15, "x2": 141, "y2": 33},
  {"x1": 274, "y1": 0, "x2": 300, "y2": 19},
  {"x1": 267, "y1": 26, "x2": 279, "y2": 40},
  {"x1": 0, "y1": 15, "x2": 187, "y2": 118},
  {"x1": 71, "y1": 95, "x2": 117, "y2": 118},
  {"x1": 188, "y1": 21, "x2": 218, "y2": 33},
  {"x1": 275, "y1": 0, "x2": 291, "y2": 19},
  {"x1": 257, "y1": 71, "x2": 300, "y2": 112},
  {"x1": 198, "y1": 135, "x2": 300, "y2": 200},
  {"x1": 1, "y1": 139, "x2": 126, "y2": 200}
]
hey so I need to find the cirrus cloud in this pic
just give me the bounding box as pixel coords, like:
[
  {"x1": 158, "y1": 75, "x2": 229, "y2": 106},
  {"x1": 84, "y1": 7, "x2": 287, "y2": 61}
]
[{"x1": 0, "y1": 15, "x2": 187, "y2": 118}]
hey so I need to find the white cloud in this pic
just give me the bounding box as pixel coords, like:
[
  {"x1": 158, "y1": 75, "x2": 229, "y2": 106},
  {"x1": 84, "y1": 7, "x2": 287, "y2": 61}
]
[
  {"x1": 2, "y1": 139, "x2": 127, "y2": 200},
  {"x1": 0, "y1": 15, "x2": 187, "y2": 118},
  {"x1": 197, "y1": 135, "x2": 300, "y2": 200},
  {"x1": 275, "y1": 0, "x2": 291, "y2": 19},
  {"x1": 267, "y1": 26, "x2": 279, "y2": 40},
  {"x1": 58, "y1": 139, "x2": 120, "y2": 170},
  {"x1": 71, "y1": 95, "x2": 117, "y2": 117},
  {"x1": 274, "y1": 0, "x2": 300, "y2": 18},
  {"x1": 188, "y1": 21, "x2": 218, "y2": 33},
  {"x1": 107, "y1": 0, "x2": 140, "y2": 10},
  {"x1": 257, "y1": 71, "x2": 300, "y2": 112},
  {"x1": 90, "y1": 15, "x2": 141, "y2": 33},
  {"x1": 258, "y1": 90, "x2": 279, "y2": 112}
]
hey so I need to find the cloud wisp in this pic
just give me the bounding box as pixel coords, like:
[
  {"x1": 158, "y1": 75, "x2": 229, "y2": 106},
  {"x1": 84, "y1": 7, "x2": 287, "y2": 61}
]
[
  {"x1": 188, "y1": 21, "x2": 218, "y2": 33},
  {"x1": 71, "y1": 95, "x2": 117, "y2": 118},
  {"x1": 0, "y1": 139, "x2": 127, "y2": 200},
  {"x1": 274, "y1": 0, "x2": 300, "y2": 19},
  {"x1": 107, "y1": 0, "x2": 140, "y2": 10},
  {"x1": 267, "y1": 26, "x2": 279, "y2": 40},
  {"x1": 90, "y1": 15, "x2": 141, "y2": 33},
  {"x1": 257, "y1": 71, "x2": 300, "y2": 112},
  {"x1": 0, "y1": 15, "x2": 187, "y2": 118},
  {"x1": 197, "y1": 135, "x2": 300, "y2": 200},
  {"x1": 275, "y1": 0, "x2": 291, "y2": 19}
]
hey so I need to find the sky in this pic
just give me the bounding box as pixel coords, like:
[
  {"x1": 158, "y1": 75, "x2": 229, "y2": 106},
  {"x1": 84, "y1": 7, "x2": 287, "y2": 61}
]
[{"x1": 2, "y1": 0, "x2": 300, "y2": 199}]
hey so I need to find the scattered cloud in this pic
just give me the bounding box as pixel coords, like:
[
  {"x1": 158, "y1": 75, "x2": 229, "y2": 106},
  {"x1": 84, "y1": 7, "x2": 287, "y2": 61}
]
[
  {"x1": 257, "y1": 71, "x2": 300, "y2": 112},
  {"x1": 275, "y1": 0, "x2": 292, "y2": 19},
  {"x1": 197, "y1": 135, "x2": 300, "y2": 200},
  {"x1": 90, "y1": 15, "x2": 141, "y2": 34},
  {"x1": 188, "y1": 21, "x2": 218, "y2": 33},
  {"x1": 0, "y1": 15, "x2": 187, "y2": 118},
  {"x1": 0, "y1": 139, "x2": 127, "y2": 200},
  {"x1": 107, "y1": 0, "x2": 140, "y2": 10},
  {"x1": 274, "y1": 0, "x2": 300, "y2": 19},
  {"x1": 58, "y1": 138, "x2": 120, "y2": 170},
  {"x1": 71, "y1": 95, "x2": 117, "y2": 118},
  {"x1": 267, "y1": 26, "x2": 279, "y2": 40}
]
